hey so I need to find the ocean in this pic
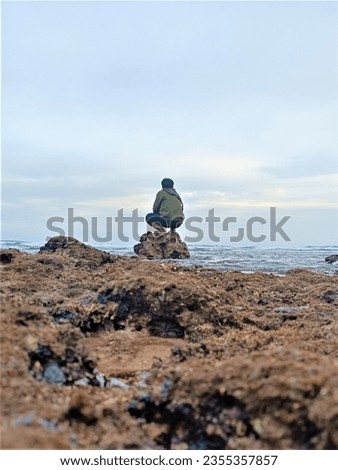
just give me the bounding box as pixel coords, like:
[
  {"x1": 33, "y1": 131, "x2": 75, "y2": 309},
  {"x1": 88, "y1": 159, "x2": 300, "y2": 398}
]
[{"x1": 1, "y1": 240, "x2": 337, "y2": 276}]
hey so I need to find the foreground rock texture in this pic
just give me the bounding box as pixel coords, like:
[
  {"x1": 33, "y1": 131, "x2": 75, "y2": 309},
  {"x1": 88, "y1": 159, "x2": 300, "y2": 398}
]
[
  {"x1": 1, "y1": 237, "x2": 337, "y2": 450},
  {"x1": 134, "y1": 231, "x2": 190, "y2": 259}
]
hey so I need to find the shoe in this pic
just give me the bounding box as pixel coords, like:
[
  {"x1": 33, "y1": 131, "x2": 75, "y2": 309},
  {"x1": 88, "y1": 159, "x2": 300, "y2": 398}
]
[{"x1": 153, "y1": 223, "x2": 166, "y2": 233}]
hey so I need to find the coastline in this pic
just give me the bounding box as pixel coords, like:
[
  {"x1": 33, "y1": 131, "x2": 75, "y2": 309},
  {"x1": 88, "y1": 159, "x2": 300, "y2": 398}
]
[
  {"x1": 1, "y1": 238, "x2": 337, "y2": 450},
  {"x1": 1, "y1": 239, "x2": 337, "y2": 276}
]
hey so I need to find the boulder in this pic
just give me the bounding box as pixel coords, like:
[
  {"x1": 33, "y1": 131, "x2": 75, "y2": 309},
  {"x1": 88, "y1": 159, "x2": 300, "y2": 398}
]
[
  {"x1": 133, "y1": 231, "x2": 190, "y2": 259},
  {"x1": 39, "y1": 236, "x2": 117, "y2": 268},
  {"x1": 325, "y1": 254, "x2": 338, "y2": 264}
]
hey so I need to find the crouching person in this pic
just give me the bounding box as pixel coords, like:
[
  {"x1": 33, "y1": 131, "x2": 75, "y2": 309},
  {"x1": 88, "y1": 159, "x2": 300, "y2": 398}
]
[{"x1": 146, "y1": 178, "x2": 184, "y2": 233}]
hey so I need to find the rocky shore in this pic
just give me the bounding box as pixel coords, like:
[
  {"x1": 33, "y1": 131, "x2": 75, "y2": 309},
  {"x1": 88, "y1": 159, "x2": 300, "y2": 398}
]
[{"x1": 1, "y1": 237, "x2": 337, "y2": 450}]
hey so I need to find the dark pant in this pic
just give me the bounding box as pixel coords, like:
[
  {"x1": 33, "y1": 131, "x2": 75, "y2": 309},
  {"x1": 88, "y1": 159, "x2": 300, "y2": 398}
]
[{"x1": 146, "y1": 212, "x2": 183, "y2": 230}]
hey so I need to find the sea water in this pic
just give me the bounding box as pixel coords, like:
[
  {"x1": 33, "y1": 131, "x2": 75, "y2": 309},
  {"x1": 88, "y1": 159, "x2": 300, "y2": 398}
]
[{"x1": 1, "y1": 240, "x2": 337, "y2": 276}]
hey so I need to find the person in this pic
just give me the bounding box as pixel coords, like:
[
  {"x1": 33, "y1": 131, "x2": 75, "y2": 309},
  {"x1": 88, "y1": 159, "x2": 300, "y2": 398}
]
[{"x1": 146, "y1": 178, "x2": 184, "y2": 232}]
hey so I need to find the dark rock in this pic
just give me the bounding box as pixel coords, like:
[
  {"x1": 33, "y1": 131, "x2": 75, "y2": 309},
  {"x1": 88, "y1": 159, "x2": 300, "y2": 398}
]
[
  {"x1": 134, "y1": 231, "x2": 190, "y2": 259},
  {"x1": 0, "y1": 251, "x2": 14, "y2": 264},
  {"x1": 28, "y1": 343, "x2": 59, "y2": 366},
  {"x1": 38, "y1": 258, "x2": 64, "y2": 269},
  {"x1": 65, "y1": 400, "x2": 98, "y2": 426},
  {"x1": 96, "y1": 286, "x2": 149, "y2": 332},
  {"x1": 27, "y1": 341, "x2": 108, "y2": 387},
  {"x1": 128, "y1": 391, "x2": 255, "y2": 450},
  {"x1": 148, "y1": 315, "x2": 185, "y2": 338},
  {"x1": 52, "y1": 308, "x2": 76, "y2": 324},
  {"x1": 16, "y1": 309, "x2": 44, "y2": 326},
  {"x1": 171, "y1": 346, "x2": 187, "y2": 362},
  {"x1": 40, "y1": 236, "x2": 79, "y2": 252},
  {"x1": 320, "y1": 290, "x2": 338, "y2": 304},
  {"x1": 325, "y1": 255, "x2": 338, "y2": 264}
]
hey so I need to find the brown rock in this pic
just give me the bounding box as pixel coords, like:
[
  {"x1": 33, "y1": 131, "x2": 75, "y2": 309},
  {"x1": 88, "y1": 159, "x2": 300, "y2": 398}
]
[
  {"x1": 133, "y1": 231, "x2": 190, "y2": 259},
  {"x1": 1, "y1": 239, "x2": 337, "y2": 450},
  {"x1": 39, "y1": 236, "x2": 117, "y2": 268}
]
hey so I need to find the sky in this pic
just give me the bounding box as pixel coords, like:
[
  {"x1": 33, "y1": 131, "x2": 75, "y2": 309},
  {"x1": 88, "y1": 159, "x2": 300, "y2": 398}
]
[{"x1": 1, "y1": 0, "x2": 338, "y2": 247}]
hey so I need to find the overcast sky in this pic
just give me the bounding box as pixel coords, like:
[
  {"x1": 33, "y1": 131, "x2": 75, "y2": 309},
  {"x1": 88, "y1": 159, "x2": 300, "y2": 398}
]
[{"x1": 2, "y1": 0, "x2": 338, "y2": 247}]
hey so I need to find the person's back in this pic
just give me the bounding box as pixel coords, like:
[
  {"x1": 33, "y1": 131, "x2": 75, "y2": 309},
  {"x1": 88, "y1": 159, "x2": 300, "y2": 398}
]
[
  {"x1": 153, "y1": 189, "x2": 184, "y2": 222},
  {"x1": 146, "y1": 178, "x2": 184, "y2": 232}
]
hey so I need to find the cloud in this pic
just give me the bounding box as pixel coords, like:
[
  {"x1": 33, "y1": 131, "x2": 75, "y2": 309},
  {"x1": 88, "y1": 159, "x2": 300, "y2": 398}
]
[
  {"x1": 264, "y1": 153, "x2": 338, "y2": 179},
  {"x1": 2, "y1": 1, "x2": 337, "y2": 245}
]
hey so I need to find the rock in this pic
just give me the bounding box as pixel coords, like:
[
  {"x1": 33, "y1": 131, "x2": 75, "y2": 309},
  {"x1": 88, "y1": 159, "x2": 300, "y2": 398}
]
[
  {"x1": 40, "y1": 236, "x2": 79, "y2": 252},
  {"x1": 273, "y1": 306, "x2": 308, "y2": 313},
  {"x1": 0, "y1": 251, "x2": 15, "y2": 263},
  {"x1": 2, "y1": 240, "x2": 338, "y2": 450},
  {"x1": 93, "y1": 370, "x2": 106, "y2": 388},
  {"x1": 109, "y1": 377, "x2": 130, "y2": 390},
  {"x1": 43, "y1": 362, "x2": 66, "y2": 384},
  {"x1": 38, "y1": 258, "x2": 64, "y2": 269},
  {"x1": 147, "y1": 315, "x2": 185, "y2": 338},
  {"x1": 14, "y1": 415, "x2": 36, "y2": 426},
  {"x1": 39, "y1": 236, "x2": 117, "y2": 268},
  {"x1": 320, "y1": 290, "x2": 338, "y2": 304},
  {"x1": 133, "y1": 231, "x2": 190, "y2": 259},
  {"x1": 325, "y1": 254, "x2": 338, "y2": 264}
]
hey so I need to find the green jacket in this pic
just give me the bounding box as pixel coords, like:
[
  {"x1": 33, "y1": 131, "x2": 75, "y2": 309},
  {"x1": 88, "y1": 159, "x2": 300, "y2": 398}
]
[{"x1": 153, "y1": 189, "x2": 184, "y2": 222}]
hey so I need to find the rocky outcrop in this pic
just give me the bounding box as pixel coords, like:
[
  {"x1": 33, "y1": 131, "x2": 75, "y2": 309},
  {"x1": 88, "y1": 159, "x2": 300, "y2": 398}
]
[
  {"x1": 133, "y1": 231, "x2": 190, "y2": 259},
  {"x1": 325, "y1": 254, "x2": 338, "y2": 264},
  {"x1": 39, "y1": 236, "x2": 117, "y2": 268},
  {"x1": 1, "y1": 238, "x2": 338, "y2": 450}
]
